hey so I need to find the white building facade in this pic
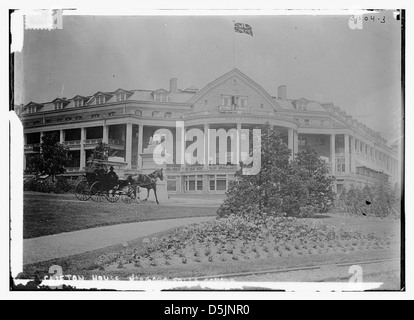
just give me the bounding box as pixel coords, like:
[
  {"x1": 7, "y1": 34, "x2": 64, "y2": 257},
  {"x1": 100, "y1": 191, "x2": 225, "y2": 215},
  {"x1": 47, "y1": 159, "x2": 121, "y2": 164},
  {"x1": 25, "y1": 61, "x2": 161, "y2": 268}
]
[{"x1": 20, "y1": 69, "x2": 401, "y2": 194}]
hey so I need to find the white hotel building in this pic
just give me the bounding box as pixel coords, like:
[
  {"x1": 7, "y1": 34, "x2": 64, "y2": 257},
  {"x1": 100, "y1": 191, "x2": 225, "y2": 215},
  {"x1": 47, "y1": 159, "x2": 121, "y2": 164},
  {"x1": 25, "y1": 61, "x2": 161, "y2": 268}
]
[{"x1": 19, "y1": 69, "x2": 401, "y2": 195}]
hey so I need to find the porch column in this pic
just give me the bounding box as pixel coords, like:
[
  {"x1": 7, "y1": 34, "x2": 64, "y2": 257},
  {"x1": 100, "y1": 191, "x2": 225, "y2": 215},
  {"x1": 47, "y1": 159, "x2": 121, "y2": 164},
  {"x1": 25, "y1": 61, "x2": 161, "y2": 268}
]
[
  {"x1": 204, "y1": 123, "x2": 210, "y2": 169},
  {"x1": 137, "y1": 124, "x2": 144, "y2": 167},
  {"x1": 288, "y1": 128, "x2": 294, "y2": 161},
  {"x1": 126, "y1": 123, "x2": 133, "y2": 169},
  {"x1": 102, "y1": 125, "x2": 109, "y2": 144},
  {"x1": 236, "y1": 123, "x2": 242, "y2": 168},
  {"x1": 80, "y1": 127, "x2": 86, "y2": 170},
  {"x1": 293, "y1": 130, "x2": 299, "y2": 159},
  {"x1": 59, "y1": 130, "x2": 65, "y2": 144},
  {"x1": 331, "y1": 134, "x2": 336, "y2": 175},
  {"x1": 344, "y1": 134, "x2": 350, "y2": 174},
  {"x1": 350, "y1": 135, "x2": 356, "y2": 173}
]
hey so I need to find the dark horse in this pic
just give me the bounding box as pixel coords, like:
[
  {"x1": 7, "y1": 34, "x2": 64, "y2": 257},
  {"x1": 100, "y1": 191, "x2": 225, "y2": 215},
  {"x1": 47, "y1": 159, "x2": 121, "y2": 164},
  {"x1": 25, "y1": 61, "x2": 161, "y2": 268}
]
[{"x1": 120, "y1": 169, "x2": 164, "y2": 204}]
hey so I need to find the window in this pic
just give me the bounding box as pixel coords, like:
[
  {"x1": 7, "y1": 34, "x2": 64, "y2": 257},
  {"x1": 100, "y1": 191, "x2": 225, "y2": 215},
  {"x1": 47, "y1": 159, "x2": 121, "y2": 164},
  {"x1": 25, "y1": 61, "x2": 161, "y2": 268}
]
[
  {"x1": 116, "y1": 93, "x2": 126, "y2": 102},
  {"x1": 304, "y1": 119, "x2": 310, "y2": 125},
  {"x1": 96, "y1": 96, "x2": 106, "y2": 105},
  {"x1": 108, "y1": 112, "x2": 115, "y2": 117},
  {"x1": 336, "y1": 158, "x2": 346, "y2": 173},
  {"x1": 221, "y1": 95, "x2": 248, "y2": 109},
  {"x1": 135, "y1": 110, "x2": 142, "y2": 116},
  {"x1": 185, "y1": 175, "x2": 203, "y2": 192},
  {"x1": 167, "y1": 176, "x2": 177, "y2": 192},
  {"x1": 74, "y1": 99, "x2": 84, "y2": 107},
  {"x1": 165, "y1": 112, "x2": 172, "y2": 118},
  {"x1": 65, "y1": 117, "x2": 72, "y2": 121},
  {"x1": 154, "y1": 92, "x2": 168, "y2": 102},
  {"x1": 91, "y1": 114, "x2": 100, "y2": 119},
  {"x1": 57, "y1": 118, "x2": 63, "y2": 122},
  {"x1": 75, "y1": 116, "x2": 82, "y2": 120},
  {"x1": 54, "y1": 102, "x2": 63, "y2": 110},
  {"x1": 209, "y1": 174, "x2": 227, "y2": 191},
  {"x1": 222, "y1": 95, "x2": 232, "y2": 107},
  {"x1": 28, "y1": 106, "x2": 37, "y2": 114},
  {"x1": 299, "y1": 138, "x2": 307, "y2": 146},
  {"x1": 152, "y1": 111, "x2": 161, "y2": 117}
]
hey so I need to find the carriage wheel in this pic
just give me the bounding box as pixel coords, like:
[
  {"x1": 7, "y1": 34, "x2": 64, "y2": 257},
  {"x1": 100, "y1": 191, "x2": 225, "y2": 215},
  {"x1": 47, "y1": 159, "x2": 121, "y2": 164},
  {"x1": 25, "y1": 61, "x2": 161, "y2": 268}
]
[
  {"x1": 90, "y1": 181, "x2": 104, "y2": 202},
  {"x1": 104, "y1": 189, "x2": 120, "y2": 203},
  {"x1": 74, "y1": 178, "x2": 91, "y2": 201},
  {"x1": 121, "y1": 186, "x2": 137, "y2": 204}
]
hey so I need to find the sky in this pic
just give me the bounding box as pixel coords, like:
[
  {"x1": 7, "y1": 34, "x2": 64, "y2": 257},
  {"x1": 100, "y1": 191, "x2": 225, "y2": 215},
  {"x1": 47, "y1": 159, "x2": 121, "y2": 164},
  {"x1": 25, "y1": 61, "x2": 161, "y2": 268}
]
[{"x1": 15, "y1": 11, "x2": 403, "y2": 142}]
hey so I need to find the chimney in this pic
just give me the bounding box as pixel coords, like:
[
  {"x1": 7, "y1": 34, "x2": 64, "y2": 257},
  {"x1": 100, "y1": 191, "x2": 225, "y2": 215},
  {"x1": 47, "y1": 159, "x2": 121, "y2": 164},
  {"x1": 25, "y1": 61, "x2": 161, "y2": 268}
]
[
  {"x1": 278, "y1": 85, "x2": 287, "y2": 100},
  {"x1": 170, "y1": 78, "x2": 178, "y2": 93}
]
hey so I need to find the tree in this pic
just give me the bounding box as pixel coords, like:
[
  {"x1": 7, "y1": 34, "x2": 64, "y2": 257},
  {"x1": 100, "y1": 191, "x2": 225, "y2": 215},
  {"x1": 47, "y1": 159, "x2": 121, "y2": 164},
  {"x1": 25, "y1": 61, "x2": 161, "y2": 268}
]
[
  {"x1": 86, "y1": 142, "x2": 116, "y2": 172},
  {"x1": 218, "y1": 123, "x2": 306, "y2": 218},
  {"x1": 217, "y1": 124, "x2": 336, "y2": 218},
  {"x1": 25, "y1": 132, "x2": 72, "y2": 182},
  {"x1": 293, "y1": 146, "x2": 336, "y2": 213}
]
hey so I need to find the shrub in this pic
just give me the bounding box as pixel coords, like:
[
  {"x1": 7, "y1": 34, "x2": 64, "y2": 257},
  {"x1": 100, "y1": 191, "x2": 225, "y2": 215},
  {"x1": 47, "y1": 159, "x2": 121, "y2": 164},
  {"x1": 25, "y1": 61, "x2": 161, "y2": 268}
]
[
  {"x1": 333, "y1": 182, "x2": 401, "y2": 218},
  {"x1": 54, "y1": 177, "x2": 74, "y2": 193},
  {"x1": 299, "y1": 205, "x2": 316, "y2": 218}
]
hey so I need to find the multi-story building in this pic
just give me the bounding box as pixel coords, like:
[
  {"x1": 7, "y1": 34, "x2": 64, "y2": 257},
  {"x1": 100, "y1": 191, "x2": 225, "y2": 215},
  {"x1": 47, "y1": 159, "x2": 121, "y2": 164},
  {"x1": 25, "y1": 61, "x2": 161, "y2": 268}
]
[{"x1": 19, "y1": 69, "x2": 401, "y2": 194}]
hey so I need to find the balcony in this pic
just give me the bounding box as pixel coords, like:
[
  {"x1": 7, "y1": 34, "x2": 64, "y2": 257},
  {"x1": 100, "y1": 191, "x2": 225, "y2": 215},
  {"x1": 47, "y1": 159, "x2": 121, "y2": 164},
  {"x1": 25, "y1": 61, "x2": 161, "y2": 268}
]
[
  {"x1": 63, "y1": 140, "x2": 81, "y2": 147},
  {"x1": 24, "y1": 143, "x2": 40, "y2": 151},
  {"x1": 65, "y1": 167, "x2": 81, "y2": 173},
  {"x1": 84, "y1": 138, "x2": 103, "y2": 146},
  {"x1": 166, "y1": 164, "x2": 238, "y2": 173}
]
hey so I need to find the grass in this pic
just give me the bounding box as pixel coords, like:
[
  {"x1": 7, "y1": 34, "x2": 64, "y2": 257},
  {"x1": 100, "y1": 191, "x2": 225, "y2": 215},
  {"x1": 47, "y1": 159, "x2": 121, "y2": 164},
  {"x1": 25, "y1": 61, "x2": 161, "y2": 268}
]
[{"x1": 23, "y1": 192, "x2": 218, "y2": 239}]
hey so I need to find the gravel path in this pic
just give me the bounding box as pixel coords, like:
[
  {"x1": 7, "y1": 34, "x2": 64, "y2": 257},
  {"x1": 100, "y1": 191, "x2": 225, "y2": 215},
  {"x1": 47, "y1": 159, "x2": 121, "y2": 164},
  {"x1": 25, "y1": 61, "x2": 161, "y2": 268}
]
[{"x1": 24, "y1": 216, "x2": 215, "y2": 265}]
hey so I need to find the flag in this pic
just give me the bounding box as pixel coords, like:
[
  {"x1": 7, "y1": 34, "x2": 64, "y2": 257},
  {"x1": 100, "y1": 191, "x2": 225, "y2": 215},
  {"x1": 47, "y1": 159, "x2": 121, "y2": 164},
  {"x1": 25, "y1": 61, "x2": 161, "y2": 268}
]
[{"x1": 234, "y1": 22, "x2": 253, "y2": 36}]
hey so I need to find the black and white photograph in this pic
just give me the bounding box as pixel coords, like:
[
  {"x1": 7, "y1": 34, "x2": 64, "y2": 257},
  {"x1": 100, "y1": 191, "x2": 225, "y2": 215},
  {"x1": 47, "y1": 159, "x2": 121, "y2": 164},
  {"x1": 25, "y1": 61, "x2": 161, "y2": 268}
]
[{"x1": 5, "y1": 6, "x2": 408, "y2": 297}]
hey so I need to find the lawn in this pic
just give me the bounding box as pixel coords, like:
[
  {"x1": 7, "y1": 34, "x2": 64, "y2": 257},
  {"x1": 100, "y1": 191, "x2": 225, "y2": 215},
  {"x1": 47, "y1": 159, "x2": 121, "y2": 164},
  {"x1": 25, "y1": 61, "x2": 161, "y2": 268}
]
[{"x1": 23, "y1": 192, "x2": 218, "y2": 239}]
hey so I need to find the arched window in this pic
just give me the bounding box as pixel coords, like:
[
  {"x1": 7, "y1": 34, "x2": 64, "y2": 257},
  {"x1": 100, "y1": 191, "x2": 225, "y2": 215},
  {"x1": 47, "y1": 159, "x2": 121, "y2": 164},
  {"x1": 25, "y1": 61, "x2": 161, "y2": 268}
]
[
  {"x1": 75, "y1": 116, "x2": 83, "y2": 120},
  {"x1": 65, "y1": 117, "x2": 72, "y2": 121}
]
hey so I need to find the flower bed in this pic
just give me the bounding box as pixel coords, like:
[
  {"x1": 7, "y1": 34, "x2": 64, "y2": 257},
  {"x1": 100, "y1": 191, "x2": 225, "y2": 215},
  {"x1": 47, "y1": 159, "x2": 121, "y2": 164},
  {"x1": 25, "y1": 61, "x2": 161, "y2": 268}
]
[{"x1": 93, "y1": 215, "x2": 395, "y2": 272}]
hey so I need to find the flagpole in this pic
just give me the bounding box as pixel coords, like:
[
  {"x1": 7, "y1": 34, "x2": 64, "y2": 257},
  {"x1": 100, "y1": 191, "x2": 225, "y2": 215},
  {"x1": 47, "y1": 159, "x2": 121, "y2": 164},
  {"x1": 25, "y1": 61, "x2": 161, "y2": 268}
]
[{"x1": 232, "y1": 21, "x2": 235, "y2": 69}]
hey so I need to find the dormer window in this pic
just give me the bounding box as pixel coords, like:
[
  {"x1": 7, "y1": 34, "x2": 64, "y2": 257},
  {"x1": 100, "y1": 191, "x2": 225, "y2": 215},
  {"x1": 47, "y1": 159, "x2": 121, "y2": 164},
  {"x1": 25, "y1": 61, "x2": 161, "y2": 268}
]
[
  {"x1": 96, "y1": 96, "x2": 106, "y2": 105},
  {"x1": 116, "y1": 93, "x2": 126, "y2": 102},
  {"x1": 74, "y1": 99, "x2": 84, "y2": 107},
  {"x1": 54, "y1": 101, "x2": 64, "y2": 110},
  {"x1": 154, "y1": 92, "x2": 168, "y2": 102},
  {"x1": 28, "y1": 106, "x2": 37, "y2": 114}
]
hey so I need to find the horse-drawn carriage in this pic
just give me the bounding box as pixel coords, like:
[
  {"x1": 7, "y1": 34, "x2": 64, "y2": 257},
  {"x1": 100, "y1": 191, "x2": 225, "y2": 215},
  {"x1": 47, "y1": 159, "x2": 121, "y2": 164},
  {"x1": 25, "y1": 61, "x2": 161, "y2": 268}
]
[{"x1": 74, "y1": 160, "x2": 164, "y2": 204}]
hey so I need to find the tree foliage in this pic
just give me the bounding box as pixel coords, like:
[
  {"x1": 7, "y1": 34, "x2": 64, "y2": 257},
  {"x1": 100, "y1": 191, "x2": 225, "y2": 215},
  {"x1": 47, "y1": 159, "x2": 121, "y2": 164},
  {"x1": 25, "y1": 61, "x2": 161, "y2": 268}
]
[
  {"x1": 217, "y1": 123, "x2": 336, "y2": 218},
  {"x1": 25, "y1": 132, "x2": 71, "y2": 181},
  {"x1": 334, "y1": 182, "x2": 401, "y2": 218},
  {"x1": 86, "y1": 142, "x2": 115, "y2": 172}
]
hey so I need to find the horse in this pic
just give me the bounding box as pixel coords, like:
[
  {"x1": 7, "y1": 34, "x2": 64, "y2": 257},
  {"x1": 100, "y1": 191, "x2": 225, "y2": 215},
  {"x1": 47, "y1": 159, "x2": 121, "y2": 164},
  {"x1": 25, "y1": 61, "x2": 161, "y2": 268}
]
[{"x1": 120, "y1": 169, "x2": 164, "y2": 204}]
